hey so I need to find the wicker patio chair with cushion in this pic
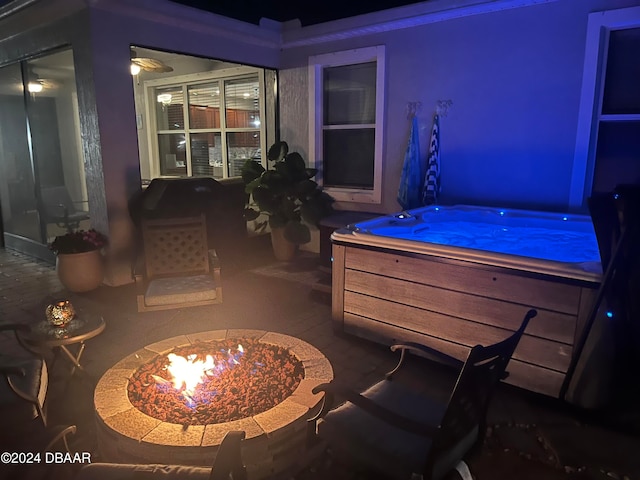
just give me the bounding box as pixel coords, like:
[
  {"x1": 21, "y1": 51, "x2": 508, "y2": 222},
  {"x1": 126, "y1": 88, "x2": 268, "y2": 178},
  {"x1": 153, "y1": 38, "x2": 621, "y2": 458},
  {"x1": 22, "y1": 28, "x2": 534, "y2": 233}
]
[
  {"x1": 74, "y1": 430, "x2": 247, "y2": 480},
  {"x1": 308, "y1": 309, "x2": 537, "y2": 480},
  {"x1": 134, "y1": 214, "x2": 223, "y2": 312},
  {"x1": 40, "y1": 185, "x2": 90, "y2": 233},
  {"x1": 0, "y1": 323, "x2": 49, "y2": 431}
]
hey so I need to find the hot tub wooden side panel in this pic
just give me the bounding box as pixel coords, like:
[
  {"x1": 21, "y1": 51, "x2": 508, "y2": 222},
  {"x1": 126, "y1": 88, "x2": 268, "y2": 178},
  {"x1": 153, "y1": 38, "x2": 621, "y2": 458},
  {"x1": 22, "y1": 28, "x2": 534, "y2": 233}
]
[
  {"x1": 331, "y1": 244, "x2": 597, "y2": 398},
  {"x1": 331, "y1": 244, "x2": 347, "y2": 333},
  {"x1": 344, "y1": 290, "x2": 573, "y2": 372},
  {"x1": 344, "y1": 270, "x2": 577, "y2": 345},
  {"x1": 344, "y1": 247, "x2": 583, "y2": 315},
  {"x1": 342, "y1": 312, "x2": 566, "y2": 397}
]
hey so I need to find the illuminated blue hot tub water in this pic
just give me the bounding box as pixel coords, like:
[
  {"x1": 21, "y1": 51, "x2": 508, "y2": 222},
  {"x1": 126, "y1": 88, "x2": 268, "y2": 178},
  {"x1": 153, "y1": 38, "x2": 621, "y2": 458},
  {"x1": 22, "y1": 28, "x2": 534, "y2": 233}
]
[{"x1": 352, "y1": 205, "x2": 601, "y2": 266}]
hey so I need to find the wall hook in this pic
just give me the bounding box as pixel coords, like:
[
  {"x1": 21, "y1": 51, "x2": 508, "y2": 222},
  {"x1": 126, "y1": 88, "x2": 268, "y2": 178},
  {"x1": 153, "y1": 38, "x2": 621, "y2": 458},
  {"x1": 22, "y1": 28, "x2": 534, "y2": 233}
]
[
  {"x1": 406, "y1": 101, "x2": 422, "y2": 119},
  {"x1": 436, "y1": 99, "x2": 453, "y2": 117}
]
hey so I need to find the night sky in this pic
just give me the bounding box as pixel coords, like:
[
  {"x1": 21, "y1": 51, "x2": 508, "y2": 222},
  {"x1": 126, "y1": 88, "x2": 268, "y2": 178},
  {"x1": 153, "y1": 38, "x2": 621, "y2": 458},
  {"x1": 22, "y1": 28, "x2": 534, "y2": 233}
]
[{"x1": 171, "y1": 0, "x2": 427, "y2": 26}]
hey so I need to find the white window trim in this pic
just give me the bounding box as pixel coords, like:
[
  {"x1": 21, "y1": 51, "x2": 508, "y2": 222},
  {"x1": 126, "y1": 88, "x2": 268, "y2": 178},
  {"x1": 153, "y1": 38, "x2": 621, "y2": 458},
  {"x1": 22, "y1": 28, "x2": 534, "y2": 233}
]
[
  {"x1": 143, "y1": 66, "x2": 266, "y2": 180},
  {"x1": 308, "y1": 45, "x2": 385, "y2": 204},
  {"x1": 569, "y1": 6, "x2": 640, "y2": 209}
]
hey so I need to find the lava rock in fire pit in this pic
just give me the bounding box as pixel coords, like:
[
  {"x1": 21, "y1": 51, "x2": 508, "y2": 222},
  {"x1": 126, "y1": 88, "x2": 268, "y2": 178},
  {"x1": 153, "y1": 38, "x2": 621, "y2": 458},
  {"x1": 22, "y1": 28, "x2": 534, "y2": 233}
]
[{"x1": 127, "y1": 338, "x2": 304, "y2": 426}]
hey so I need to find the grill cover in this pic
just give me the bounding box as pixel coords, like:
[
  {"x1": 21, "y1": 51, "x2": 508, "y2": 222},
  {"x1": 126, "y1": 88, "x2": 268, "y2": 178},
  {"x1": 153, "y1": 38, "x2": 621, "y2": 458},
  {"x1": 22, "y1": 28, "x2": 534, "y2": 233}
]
[{"x1": 129, "y1": 177, "x2": 247, "y2": 269}]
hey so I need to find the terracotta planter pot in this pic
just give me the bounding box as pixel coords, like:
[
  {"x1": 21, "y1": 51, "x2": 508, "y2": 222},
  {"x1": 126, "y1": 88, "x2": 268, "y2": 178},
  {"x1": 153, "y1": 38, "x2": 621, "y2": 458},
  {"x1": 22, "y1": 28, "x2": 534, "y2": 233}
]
[
  {"x1": 56, "y1": 250, "x2": 105, "y2": 293},
  {"x1": 270, "y1": 227, "x2": 298, "y2": 261}
]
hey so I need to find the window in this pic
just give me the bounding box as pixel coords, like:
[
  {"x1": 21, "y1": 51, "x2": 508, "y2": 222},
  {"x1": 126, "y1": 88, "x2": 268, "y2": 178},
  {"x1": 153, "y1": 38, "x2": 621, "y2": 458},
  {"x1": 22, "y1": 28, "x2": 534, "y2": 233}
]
[
  {"x1": 146, "y1": 70, "x2": 264, "y2": 180},
  {"x1": 309, "y1": 46, "x2": 385, "y2": 203},
  {"x1": 591, "y1": 27, "x2": 640, "y2": 196},
  {"x1": 570, "y1": 7, "x2": 640, "y2": 208}
]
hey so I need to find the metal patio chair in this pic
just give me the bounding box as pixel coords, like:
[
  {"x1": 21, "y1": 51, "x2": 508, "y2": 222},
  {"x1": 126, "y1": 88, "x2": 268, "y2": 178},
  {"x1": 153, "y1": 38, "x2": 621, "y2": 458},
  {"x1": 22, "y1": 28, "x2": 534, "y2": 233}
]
[
  {"x1": 0, "y1": 323, "x2": 49, "y2": 430},
  {"x1": 40, "y1": 185, "x2": 90, "y2": 233},
  {"x1": 307, "y1": 309, "x2": 537, "y2": 480},
  {"x1": 0, "y1": 322, "x2": 78, "y2": 480},
  {"x1": 0, "y1": 324, "x2": 82, "y2": 435},
  {"x1": 74, "y1": 430, "x2": 247, "y2": 480}
]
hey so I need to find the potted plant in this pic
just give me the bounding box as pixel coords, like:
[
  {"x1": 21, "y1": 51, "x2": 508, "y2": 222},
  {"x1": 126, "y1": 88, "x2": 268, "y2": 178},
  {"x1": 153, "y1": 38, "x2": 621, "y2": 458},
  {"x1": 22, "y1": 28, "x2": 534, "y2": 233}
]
[
  {"x1": 241, "y1": 141, "x2": 334, "y2": 261},
  {"x1": 49, "y1": 229, "x2": 108, "y2": 292}
]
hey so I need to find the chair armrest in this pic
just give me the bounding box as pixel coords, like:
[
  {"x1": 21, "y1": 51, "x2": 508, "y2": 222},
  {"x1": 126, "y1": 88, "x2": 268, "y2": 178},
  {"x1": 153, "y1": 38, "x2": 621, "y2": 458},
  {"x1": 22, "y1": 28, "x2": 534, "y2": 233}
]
[
  {"x1": 311, "y1": 382, "x2": 439, "y2": 438},
  {"x1": 208, "y1": 250, "x2": 222, "y2": 293},
  {"x1": 51, "y1": 202, "x2": 69, "y2": 215},
  {"x1": 208, "y1": 249, "x2": 221, "y2": 269},
  {"x1": 133, "y1": 255, "x2": 146, "y2": 291},
  {"x1": 386, "y1": 342, "x2": 464, "y2": 378},
  {"x1": 0, "y1": 323, "x2": 41, "y2": 356},
  {"x1": 210, "y1": 430, "x2": 246, "y2": 480},
  {"x1": 0, "y1": 365, "x2": 26, "y2": 377},
  {"x1": 0, "y1": 323, "x2": 30, "y2": 334},
  {"x1": 43, "y1": 425, "x2": 77, "y2": 452}
]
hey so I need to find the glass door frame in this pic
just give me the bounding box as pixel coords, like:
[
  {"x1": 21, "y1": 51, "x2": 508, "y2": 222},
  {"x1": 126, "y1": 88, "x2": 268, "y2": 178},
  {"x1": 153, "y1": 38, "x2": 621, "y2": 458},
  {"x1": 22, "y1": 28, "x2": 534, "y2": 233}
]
[{"x1": 1, "y1": 46, "x2": 84, "y2": 262}]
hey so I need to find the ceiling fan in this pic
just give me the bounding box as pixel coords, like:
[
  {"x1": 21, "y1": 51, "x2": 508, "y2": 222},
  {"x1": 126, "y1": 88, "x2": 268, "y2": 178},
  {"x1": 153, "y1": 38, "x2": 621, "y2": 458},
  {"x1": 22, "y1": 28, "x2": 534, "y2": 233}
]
[
  {"x1": 130, "y1": 49, "x2": 174, "y2": 74},
  {"x1": 26, "y1": 67, "x2": 61, "y2": 93}
]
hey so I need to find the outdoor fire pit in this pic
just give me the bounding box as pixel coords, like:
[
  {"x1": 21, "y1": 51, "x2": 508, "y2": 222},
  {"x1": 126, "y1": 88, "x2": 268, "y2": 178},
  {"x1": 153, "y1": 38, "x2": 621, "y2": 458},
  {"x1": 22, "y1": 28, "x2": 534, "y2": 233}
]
[
  {"x1": 95, "y1": 330, "x2": 333, "y2": 479},
  {"x1": 127, "y1": 338, "x2": 304, "y2": 425}
]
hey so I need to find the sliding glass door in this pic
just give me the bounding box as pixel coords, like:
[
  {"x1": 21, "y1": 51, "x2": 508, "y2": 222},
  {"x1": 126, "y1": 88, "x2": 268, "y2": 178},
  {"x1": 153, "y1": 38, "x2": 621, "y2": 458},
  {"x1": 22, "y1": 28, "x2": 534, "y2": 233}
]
[
  {"x1": 0, "y1": 62, "x2": 41, "y2": 243},
  {"x1": 0, "y1": 48, "x2": 89, "y2": 259}
]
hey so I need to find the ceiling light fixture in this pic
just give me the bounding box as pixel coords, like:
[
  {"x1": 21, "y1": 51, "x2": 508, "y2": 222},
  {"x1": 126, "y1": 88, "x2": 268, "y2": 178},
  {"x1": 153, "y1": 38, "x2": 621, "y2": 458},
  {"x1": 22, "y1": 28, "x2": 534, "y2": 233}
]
[
  {"x1": 157, "y1": 93, "x2": 172, "y2": 108},
  {"x1": 27, "y1": 80, "x2": 43, "y2": 93},
  {"x1": 130, "y1": 63, "x2": 141, "y2": 76}
]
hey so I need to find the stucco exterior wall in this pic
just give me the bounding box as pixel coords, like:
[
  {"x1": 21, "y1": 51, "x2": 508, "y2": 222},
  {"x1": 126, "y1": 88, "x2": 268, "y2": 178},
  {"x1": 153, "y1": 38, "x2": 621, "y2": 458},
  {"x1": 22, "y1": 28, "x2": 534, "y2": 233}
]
[
  {"x1": 2, "y1": 0, "x2": 638, "y2": 283},
  {"x1": 0, "y1": 0, "x2": 282, "y2": 285},
  {"x1": 279, "y1": 0, "x2": 640, "y2": 215}
]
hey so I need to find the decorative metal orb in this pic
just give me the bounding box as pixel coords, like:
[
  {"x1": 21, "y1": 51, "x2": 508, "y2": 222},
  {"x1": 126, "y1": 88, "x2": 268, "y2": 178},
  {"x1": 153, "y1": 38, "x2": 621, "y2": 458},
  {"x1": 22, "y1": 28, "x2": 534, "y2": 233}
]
[{"x1": 45, "y1": 300, "x2": 76, "y2": 327}]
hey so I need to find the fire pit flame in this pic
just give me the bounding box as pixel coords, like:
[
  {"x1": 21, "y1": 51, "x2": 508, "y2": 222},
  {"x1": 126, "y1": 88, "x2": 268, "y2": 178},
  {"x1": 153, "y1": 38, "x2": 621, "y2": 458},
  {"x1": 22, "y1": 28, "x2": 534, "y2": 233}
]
[
  {"x1": 125, "y1": 336, "x2": 312, "y2": 426},
  {"x1": 157, "y1": 344, "x2": 244, "y2": 405},
  {"x1": 166, "y1": 353, "x2": 215, "y2": 394},
  {"x1": 151, "y1": 374, "x2": 172, "y2": 386}
]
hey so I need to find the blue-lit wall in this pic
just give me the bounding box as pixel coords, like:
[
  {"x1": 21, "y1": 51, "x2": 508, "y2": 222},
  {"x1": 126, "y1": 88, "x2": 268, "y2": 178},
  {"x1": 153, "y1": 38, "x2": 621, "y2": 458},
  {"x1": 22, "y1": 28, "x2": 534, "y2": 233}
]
[{"x1": 279, "y1": 0, "x2": 639, "y2": 214}]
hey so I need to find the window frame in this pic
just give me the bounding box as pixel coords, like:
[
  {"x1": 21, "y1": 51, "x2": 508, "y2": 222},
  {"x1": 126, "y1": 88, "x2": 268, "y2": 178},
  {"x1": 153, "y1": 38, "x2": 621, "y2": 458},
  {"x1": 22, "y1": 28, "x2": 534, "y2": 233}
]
[
  {"x1": 570, "y1": 6, "x2": 640, "y2": 209},
  {"x1": 309, "y1": 45, "x2": 386, "y2": 204},
  {"x1": 143, "y1": 66, "x2": 266, "y2": 180}
]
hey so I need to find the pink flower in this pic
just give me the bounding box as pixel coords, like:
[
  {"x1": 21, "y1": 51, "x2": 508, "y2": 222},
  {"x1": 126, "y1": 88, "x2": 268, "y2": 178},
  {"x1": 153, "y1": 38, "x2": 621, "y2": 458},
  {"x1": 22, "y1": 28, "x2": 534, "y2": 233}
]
[{"x1": 49, "y1": 229, "x2": 108, "y2": 254}]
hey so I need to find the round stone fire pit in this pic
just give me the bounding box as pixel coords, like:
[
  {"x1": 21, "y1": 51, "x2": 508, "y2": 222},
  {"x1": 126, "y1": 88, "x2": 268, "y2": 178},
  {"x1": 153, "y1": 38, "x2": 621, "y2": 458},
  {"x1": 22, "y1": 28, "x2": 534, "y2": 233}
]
[{"x1": 95, "y1": 330, "x2": 333, "y2": 479}]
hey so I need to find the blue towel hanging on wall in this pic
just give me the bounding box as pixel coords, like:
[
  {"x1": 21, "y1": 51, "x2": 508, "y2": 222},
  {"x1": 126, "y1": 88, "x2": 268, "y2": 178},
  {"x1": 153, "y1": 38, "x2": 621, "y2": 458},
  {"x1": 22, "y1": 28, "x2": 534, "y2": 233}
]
[
  {"x1": 397, "y1": 116, "x2": 422, "y2": 210},
  {"x1": 423, "y1": 114, "x2": 441, "y2": 205}
]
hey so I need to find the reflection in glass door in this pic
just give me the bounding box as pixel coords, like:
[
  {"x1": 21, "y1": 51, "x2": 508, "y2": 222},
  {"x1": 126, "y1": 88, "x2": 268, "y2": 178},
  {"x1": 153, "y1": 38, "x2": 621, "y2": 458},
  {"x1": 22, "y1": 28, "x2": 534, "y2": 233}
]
[
  {"x1": 0, "y1": 62, "x2": 41, "y2": 242},
  {"x1": 0, "y1": 48, "x2": 89, "y2": 259}
]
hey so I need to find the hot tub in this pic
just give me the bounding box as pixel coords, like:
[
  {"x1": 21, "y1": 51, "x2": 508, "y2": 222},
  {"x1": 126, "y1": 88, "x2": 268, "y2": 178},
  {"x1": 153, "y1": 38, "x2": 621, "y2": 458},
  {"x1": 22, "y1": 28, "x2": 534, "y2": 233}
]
[{"x1": 330, "y1": 205, "x2": 602, "y2": 397}]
